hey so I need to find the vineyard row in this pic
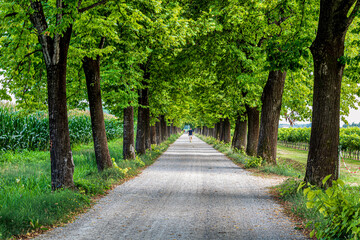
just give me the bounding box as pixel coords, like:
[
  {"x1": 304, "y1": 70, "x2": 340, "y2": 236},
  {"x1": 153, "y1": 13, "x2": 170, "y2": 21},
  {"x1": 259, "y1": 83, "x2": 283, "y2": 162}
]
[{"x1": 278, "y1": 127, "x2": 360, "y2": 160}]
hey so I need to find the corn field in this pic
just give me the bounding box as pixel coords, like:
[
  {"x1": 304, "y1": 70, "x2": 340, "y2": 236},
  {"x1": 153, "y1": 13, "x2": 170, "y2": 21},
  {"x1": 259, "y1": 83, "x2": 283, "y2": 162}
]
[{"x1": 0, "y1": 105, "x2": 122, "y2": 151}]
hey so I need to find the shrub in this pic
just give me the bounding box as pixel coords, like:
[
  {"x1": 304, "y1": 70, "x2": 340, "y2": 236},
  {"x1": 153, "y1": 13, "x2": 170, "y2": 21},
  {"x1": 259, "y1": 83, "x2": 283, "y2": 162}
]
[
  {"x1": 244, "y1": 156, "x2": 263, "y2": 168},
  {"x1": 301, "y1": 176, "x2": 360, "y2": 239}
]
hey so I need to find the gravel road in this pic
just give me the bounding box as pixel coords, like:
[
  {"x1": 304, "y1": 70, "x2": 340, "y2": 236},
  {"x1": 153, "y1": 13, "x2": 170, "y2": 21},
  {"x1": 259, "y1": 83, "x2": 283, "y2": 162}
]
[{"x1": 36, "y1": 134, "x2": 306, "y2": 240}]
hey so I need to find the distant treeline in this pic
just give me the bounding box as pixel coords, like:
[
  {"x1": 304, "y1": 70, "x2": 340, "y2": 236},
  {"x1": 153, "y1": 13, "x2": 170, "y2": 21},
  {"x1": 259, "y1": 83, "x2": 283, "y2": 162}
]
[
  {"x1": 278, "y1": 123, "x2": 312, "y2": 128},
  {"x1": 343, "y1": 122, "x2": 360, "y2": 128}
]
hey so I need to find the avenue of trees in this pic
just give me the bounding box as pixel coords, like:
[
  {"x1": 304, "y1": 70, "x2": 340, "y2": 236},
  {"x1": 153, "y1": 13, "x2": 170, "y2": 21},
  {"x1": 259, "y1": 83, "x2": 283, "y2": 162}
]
[{"x1": 1, "y1": 0, "x2": 360, "y2": 188}]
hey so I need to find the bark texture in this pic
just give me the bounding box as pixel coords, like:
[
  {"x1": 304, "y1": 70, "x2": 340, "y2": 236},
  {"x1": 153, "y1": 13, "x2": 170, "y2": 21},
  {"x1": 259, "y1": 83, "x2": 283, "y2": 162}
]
[
  {"x1": 246, "y1": 106, "x2": 260, "y2": 156},
  {"x1": 155, "y1": 120, "x2": 161, "y2": 144},
  {"x1": 167, "y1": 125, "x2": 171, "y2": 137},
  {"x1": 219, "y1": 119, "x2": 224, "y2": 141},
  {"x1": 150, "y1": 125, "x2": 156, "y2": 145},
  {"x1": 257, "y1": 70, "x2": 287, "y2": 164},
  {"x1": 160, "y1": 115, "x2": 167, "y2": 142},
  {"x1": 83, "y1": 55, "x2": 112, "y2": 171},
  {"x1": 232, "y1": 113, "x2": 247, "y2": 150},
  {"x1": 305, "y1": 0, "x2": 359, "y2": 187},
  {"x1": 222, "y1": 118, "x2": 231, "y2": 143},
  {"x1": 123, "y1": 106, "x2": 135, "y2": 160},
  {"x1": 215, "y1": 122, "x2": 220, "y2": 140},
  {"x1": 135, "y1": 88, "x2": 146, "y2": 155},
  {"x1": 143, "y1": 87, "x2": 151, "y2": 150},
  {"x1": 136, "y1": 63, "x2": 151, "y2": 154},
  {"x1": 30, "y1": 2, "x2": 74, "y2": 189}
]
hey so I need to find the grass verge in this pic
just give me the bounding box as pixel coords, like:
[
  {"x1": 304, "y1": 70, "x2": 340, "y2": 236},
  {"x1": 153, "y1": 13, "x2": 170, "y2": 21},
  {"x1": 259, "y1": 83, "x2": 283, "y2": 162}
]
[{"x1": 0, "y1": 134, "x2": 180, "y2": 239}]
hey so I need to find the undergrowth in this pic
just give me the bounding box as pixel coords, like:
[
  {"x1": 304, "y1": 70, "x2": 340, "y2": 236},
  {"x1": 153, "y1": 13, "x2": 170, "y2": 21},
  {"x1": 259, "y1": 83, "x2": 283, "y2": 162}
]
[{"x1": 0, "y1": 134, "x2": 179, "y2": 239}]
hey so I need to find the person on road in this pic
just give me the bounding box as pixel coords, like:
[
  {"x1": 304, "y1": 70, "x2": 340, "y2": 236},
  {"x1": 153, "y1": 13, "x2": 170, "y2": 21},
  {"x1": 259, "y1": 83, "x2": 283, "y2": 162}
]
[{"x1": 188, "y1": 128, "x2": 193, "y2": 142}]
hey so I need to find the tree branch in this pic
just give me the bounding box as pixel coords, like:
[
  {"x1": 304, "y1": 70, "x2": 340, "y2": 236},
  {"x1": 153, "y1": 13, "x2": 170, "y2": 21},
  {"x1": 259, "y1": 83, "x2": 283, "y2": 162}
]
[
  {"x1": 347, "y1": 0, "x2": 360, "y2": 27},
  {"x1": 99, "y1": 36, "x2": 106, "y2": 49},
  {"x1": 4, "y1": 12, "x2": 17, "y2": 18},
  {"x1": 29, "y1": 1, "x2": 53, "y2": 65},
  {"x1": 78, "y1": 0, "x2": 107, "y2": 13}
]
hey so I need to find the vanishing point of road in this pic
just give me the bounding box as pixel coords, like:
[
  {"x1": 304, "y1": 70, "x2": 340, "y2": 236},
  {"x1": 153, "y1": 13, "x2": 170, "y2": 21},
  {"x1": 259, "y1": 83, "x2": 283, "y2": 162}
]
[{"x1": 36, "y1": 134, "x2": 306, "y2": 240}]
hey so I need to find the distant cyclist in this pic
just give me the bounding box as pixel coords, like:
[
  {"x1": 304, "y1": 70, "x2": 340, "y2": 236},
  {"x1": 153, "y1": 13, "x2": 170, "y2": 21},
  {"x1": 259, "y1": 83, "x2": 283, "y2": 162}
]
[{"x1": 188, "y1": 128, "x2": 193, "y2": 142}]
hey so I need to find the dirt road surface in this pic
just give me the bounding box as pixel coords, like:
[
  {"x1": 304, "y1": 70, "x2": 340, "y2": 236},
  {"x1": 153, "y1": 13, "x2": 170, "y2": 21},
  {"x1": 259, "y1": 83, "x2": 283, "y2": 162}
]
[{"x1": 36, "y1": 135, "x2": 306, "y2": 240}]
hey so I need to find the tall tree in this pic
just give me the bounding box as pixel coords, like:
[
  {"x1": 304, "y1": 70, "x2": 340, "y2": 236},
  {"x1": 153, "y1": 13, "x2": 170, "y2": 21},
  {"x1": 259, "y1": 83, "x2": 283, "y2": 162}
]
[
  {"x1": 83, "y1": 48, "x2": 113, "y2": 171},
  {"x1": 246, "y1": 105, "x2": 260, "y2": 156},
  {"x1": 232, "y1": 112, "x2": 247, "y2": 150},
  {"x1": 257, "y1": 70, "x2": 287, "y2": 163},
  {"x1": 256, "y1": 0, "x2": 317, "y2": 164},
  {"x1": 123, "y1": 106, "x2": 136, "y2": 160},
  {"x1": 305, "y1": 0, "x2": 360, "y2": 187},
  {"x1": 0, "y1": 1, "x2": 109, "y2": 189}
]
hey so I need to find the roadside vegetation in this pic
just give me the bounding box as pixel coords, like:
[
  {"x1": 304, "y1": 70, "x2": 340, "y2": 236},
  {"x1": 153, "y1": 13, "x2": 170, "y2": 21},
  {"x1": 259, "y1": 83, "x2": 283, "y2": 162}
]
[
  {"x1": 1, "y1": 0, "x2": 360, "y2": 239},
  {"x1": 198, "y1": 134, "x2": 360, "y2": 239},
  {"x1": 0, "y1": 106, "x2": 180, "y2": 239}
]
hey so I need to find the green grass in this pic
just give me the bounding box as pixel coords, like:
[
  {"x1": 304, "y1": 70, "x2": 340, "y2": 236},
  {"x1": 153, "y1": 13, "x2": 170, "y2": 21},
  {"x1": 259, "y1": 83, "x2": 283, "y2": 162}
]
[
  {"x1": 275, "y1": 179, "x2": 325, "y2": 230},
  {"x1": 277, "y1": 145, "x2": 308, "y2": 165},
  {"x1": 0, "y1": 134, "x2": 180, "y2": 239},
  {"x1": 277, "y1": 144, "x2": 360, "y2": 184}
]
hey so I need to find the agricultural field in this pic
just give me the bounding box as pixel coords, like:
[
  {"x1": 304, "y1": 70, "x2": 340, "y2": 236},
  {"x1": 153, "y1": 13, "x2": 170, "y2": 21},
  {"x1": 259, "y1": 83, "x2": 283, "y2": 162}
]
[
  {"x1": 278, "y1": 127, "x2": 360, "y2": 160},
  {"x1": 277, "y1": 145, "x2": 360, "y2": 184},
  {"x1": 0, "y1": 105, "x2": 122, "y2": 151}
]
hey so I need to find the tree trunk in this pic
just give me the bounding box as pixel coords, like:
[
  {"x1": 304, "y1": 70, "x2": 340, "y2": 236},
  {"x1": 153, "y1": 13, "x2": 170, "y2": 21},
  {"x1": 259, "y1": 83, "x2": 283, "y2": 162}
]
[
  {"x1": 246, "y1": 106, "x2": 260, "y2": 156},
  {"x1": 83, "y1": 55, "x2": 112, "y2": 171},
  {"x1": 219, "y1": 119, "x2": 224, "y2": 141},
  {"x1": 209, "y1": 128, "x2": 214, "y2": 137},
  {"x1": 150, "y1": 125, "x2": 156, "y2": 145},
  {"x1": 232, "y1": 113, "x2": 247, "y2": 150},
  {"x1": 155, "y1": 119, "x2": 161, "y2": 144},
  {"x1": 123, "y1": 106, "x2": 135, "y2": 160},
  {"x1": 305, "y1": 0, "x2": 358, "y2": 187},
  {"x1": 257, "y1": 70, "x2": 287, "y2": 164},
  {"x1": 143, "y1": 87, "x2": 151, "y2": 150},
  {"x1": 29, "y1": 2, "x2": 74, "y2": 190},
  {"x1": 215, "y1": 122, "x2": 220, "y2": 139},
  {"x1": 135, "y1": 89, "x2": 146, "y2": 154},
  {"x1": 136, "y1": 88, "x2": 146, "y2": 155},
  {"x1": 167, "y1": 125, "x2": 171, "y2": 137},
  {"x1": 169, "y1": 124, "x2": 173, "y2": 135},
  {"x1": 160, "y1": 115, "x2": 167, "y2": 142},
  {"x1": 136, "y1": 61, "x2": 151, "y2": 154},
  {"x1": 223, "y1": 118, "x2": 231, "y2": 143}
]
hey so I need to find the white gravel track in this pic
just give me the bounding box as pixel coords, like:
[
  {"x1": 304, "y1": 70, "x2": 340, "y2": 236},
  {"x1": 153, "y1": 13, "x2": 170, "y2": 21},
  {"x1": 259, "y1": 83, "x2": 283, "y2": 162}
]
[{"x1": 36, "y1": 134, "x2": 306, "y2": 240}]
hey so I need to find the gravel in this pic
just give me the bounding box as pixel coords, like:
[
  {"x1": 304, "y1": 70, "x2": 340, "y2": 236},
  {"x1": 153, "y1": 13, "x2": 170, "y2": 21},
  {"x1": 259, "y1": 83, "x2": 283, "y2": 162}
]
[{"x1": 35, "y1": 134, "x2": 306, "y2": 240}]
